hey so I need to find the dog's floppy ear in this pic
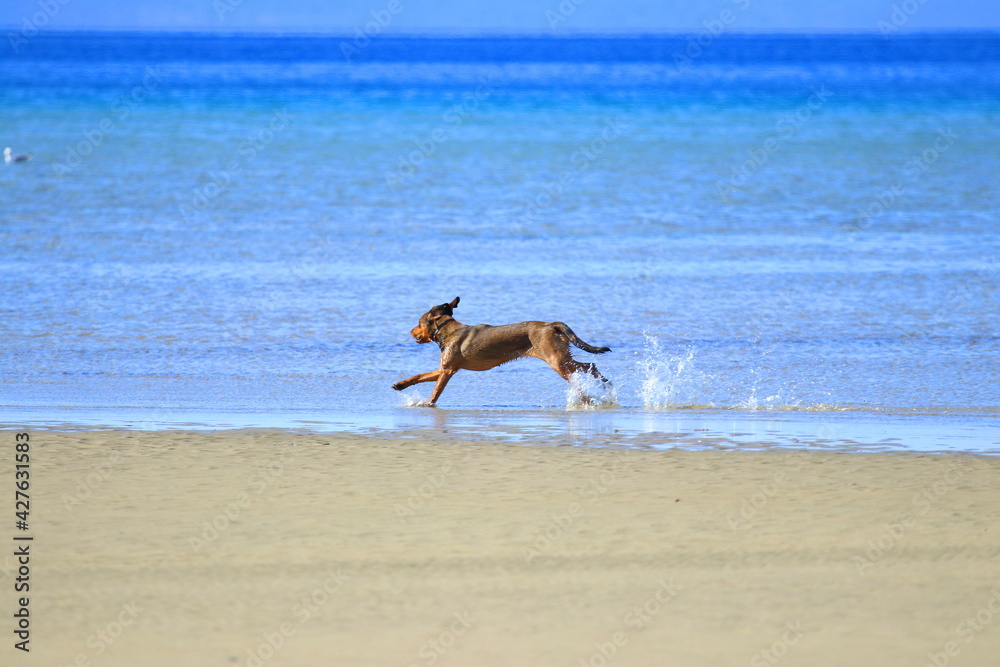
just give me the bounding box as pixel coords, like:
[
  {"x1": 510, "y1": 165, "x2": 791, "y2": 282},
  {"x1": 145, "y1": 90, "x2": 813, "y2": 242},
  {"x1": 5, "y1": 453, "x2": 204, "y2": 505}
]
[{"x1": 434, "y1": 297, "x2": 457, "y2": 316}]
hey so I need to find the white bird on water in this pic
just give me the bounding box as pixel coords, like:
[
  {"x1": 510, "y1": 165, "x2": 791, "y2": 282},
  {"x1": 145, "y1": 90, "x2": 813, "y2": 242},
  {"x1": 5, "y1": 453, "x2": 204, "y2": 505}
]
[{"x1": 4, "y1": 147, "x2": 32, "y2": 164}]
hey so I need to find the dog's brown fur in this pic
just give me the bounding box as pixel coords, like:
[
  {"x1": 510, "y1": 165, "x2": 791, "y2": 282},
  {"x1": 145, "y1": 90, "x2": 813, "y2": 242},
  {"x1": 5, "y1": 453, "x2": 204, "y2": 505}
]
[{"x1": 392, "y1": 297, "x2": 611, "y2": 405}]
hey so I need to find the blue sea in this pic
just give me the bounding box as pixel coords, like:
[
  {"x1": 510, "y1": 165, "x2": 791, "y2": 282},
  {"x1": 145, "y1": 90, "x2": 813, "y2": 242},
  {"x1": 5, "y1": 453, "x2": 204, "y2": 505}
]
[{"x1": 1, "y1": 32, "x2": 998, "y2": 452}]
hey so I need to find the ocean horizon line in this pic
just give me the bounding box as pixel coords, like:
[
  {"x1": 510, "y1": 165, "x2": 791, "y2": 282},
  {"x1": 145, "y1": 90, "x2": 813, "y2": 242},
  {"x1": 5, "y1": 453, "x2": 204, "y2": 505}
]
[
  {"x1": 6, "y1": 30, "x2": 999, "y2": 65},
  {"x1": 5, "y1": 27, "x2": 1000, "y2": 37}
]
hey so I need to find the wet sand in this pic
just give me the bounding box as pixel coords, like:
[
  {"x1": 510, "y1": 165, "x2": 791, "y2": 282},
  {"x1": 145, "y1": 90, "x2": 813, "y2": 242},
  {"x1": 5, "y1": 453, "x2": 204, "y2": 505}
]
[{"x1": 7, "y1": 430, "x2": 1000, "y2": 666}]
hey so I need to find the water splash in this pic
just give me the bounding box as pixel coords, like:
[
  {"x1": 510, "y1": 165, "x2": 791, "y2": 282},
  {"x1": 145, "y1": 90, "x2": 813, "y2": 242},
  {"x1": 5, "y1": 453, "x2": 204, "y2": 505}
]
[
  {"x1": 565, "y1": 372, "x2": 619, "y2": 410},
  {"x1": 637, "y1": 337, "x2": 708, "y2": 409},
  {"x1": 735, "y1": 343, "x2": 798, "y2": 410},
  {"x1": 399, "y1": 391, "x2": 430, "y2": 407},
  {"x1": 738, "y1": 384, "x2": 785, "y2": 410}
]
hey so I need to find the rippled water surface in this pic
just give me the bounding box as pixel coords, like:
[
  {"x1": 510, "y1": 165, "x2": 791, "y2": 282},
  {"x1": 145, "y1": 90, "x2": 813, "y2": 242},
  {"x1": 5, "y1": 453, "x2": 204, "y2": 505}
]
[{"x1": 1, "y1": 33, "x2": 998, "y2": 450}]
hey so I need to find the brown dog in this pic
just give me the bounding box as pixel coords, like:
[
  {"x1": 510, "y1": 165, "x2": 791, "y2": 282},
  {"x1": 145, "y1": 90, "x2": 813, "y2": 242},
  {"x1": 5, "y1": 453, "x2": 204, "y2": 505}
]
[{"x1": 392, "y1": 297, "x2": 611, "y2": 405}]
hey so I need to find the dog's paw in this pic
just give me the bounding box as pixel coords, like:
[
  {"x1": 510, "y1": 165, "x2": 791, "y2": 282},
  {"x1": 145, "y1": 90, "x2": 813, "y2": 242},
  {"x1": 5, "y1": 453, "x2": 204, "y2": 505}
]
[{"x1": 392, "y1": 382, "x2": 406, "y2": 391}]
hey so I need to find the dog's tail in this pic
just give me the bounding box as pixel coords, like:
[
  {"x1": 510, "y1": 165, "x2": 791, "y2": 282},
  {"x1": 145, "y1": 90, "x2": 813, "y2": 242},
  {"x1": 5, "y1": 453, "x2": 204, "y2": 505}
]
[{"x1": 557, "y1": 322, "x2": 611, "y2": 354}]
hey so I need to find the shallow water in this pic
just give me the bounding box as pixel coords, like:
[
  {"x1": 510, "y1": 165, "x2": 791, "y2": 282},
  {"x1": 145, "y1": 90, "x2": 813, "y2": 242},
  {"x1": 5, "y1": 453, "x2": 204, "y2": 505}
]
[{"x1": 1, "y1": 33, "x2": 998, "y2": 451}]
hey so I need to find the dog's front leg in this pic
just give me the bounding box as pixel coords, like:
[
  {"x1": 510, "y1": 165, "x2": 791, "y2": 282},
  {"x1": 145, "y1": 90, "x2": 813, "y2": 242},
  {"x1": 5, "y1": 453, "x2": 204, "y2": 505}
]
[
  {"x1": 392, "y1": 369, "x2": 442, "y2": 391},
  {"x1": 427, "y1": 369, "x2": 457, "y2": 406}
]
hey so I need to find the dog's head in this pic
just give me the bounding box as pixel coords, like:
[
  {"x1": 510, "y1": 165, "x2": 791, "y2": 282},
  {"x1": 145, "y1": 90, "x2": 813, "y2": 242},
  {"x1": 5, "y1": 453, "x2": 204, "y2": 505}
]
[{"x1": 410, "y1": 296, "x2": 460, "y2": 343}]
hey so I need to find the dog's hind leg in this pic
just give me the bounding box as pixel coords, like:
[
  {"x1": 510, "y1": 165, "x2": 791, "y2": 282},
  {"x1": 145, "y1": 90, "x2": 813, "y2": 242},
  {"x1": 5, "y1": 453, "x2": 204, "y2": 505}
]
[
  {"x1": 556, "y1": 359, "x2": 610, "y2": 385},
  {"x1": 539, "y1": 354, "x2": 611, "y2": 404}
]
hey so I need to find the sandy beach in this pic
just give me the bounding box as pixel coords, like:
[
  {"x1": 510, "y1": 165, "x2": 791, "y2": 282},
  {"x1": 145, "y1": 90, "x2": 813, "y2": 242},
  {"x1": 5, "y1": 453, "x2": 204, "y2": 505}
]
[{"x1": 5, "y1": 429, "x2": 1000, "y2": 666}]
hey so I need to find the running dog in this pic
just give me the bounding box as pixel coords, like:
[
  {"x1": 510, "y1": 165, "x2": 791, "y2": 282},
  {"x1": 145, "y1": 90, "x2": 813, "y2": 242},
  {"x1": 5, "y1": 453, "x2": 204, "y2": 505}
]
[{"x1": 392, "y1": 297, "x2": 611, "y2": 405}]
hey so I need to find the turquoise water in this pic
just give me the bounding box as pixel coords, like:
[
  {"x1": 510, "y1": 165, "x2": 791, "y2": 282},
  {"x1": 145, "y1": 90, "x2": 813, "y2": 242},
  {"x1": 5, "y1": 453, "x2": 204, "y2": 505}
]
[{"x1": 1, "y1": 33, "x2": 998, "y2": 451}]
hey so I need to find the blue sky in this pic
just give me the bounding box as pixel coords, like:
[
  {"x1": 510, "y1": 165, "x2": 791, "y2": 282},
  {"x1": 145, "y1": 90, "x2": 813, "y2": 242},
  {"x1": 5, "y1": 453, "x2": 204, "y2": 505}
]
[{"x1": 5, "y1": 0, "x2": 999, "y2": 32}]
